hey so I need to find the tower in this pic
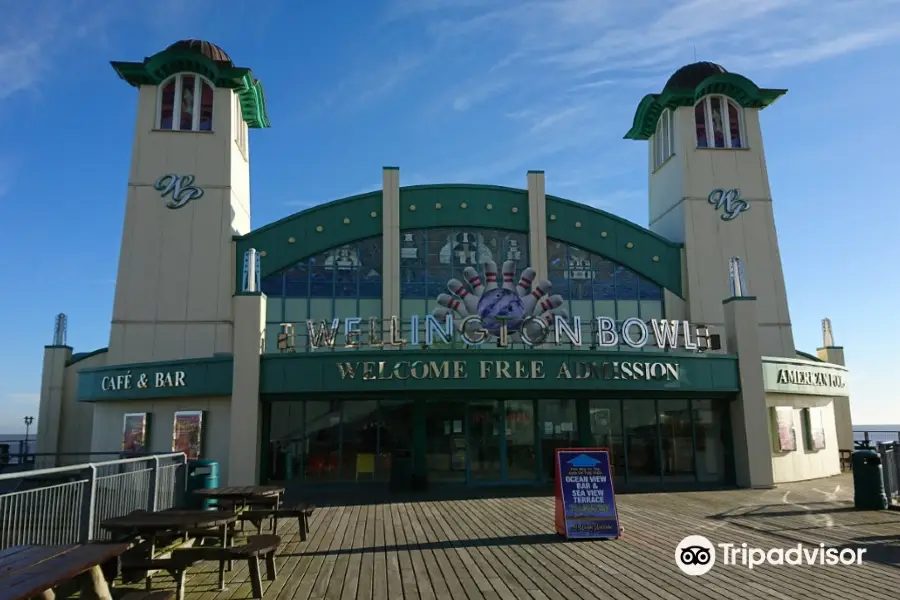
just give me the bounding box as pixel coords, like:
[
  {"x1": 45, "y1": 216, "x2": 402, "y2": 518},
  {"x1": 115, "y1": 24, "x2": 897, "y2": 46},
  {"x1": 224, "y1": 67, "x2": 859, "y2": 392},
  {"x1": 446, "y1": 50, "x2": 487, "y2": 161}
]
[
  {"x1": 107, "y1": 40, "x2": 271, "y2": 363},
  {"x1": 625, "y1": 62, "x2": 794, "y2": 357}
]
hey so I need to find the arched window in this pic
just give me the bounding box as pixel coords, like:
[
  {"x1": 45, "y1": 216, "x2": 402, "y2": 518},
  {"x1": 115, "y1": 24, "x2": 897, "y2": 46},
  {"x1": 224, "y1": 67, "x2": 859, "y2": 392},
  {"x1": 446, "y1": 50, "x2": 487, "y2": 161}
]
[
  {"x1": 547, "y1": 239, "x2": 664, "y2": 352},
  {"x1": 694, "y1": 95, "x2": 743, "y2": 149},
  {"x1": 158, "y1": 74, "x2": 215, "y2": 132},
  {"x1": 259, "y1": 236, "x2": 383, "y2": 352},
  {"x1": 653, "y1": 109, "x2": 675, "y2": 169}
]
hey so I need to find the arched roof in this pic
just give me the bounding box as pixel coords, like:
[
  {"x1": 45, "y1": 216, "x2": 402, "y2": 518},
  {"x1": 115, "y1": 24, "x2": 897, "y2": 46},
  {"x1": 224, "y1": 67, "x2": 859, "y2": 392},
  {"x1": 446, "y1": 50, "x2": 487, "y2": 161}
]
[{"x1": 234, "y1": 184, "x2": 684, "y2": 296}]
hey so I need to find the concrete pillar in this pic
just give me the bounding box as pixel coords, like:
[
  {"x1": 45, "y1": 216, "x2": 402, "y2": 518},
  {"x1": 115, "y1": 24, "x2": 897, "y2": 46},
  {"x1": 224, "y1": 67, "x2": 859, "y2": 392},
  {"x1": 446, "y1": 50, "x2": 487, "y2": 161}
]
[
  {"x1": 526, "y1": 171, "x2": 547, "y2": 280},
  {"x1": 382, "y1": 167, "x2": 401, "y2": 325},
  {"x1": 818, "y1": 345, "x2": 852, "y2": 450},
  {"x1": 817, "y1": 346, "x2": 845, "y2": 366},
  {"x1": 228, "y1": 292, "x2": 266, "y2": 485},
  {"x1": 36, "y1": 345, "x2": 72, "y2": 459},
  {"x1": 723, "y1": 296, "x2": 774, "y2": 488}
]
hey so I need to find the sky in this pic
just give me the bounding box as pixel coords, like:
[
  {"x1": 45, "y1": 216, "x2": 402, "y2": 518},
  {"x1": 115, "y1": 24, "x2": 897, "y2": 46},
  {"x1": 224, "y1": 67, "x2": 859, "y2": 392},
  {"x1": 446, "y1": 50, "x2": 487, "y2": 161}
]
[{"x1": 1, "y1": 0, "x2": 899, "y2": 433}]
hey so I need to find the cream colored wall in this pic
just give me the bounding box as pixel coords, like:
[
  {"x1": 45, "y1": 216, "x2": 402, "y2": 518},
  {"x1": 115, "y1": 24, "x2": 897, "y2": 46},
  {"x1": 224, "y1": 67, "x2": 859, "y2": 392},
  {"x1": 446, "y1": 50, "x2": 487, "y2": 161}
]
[
  {"x1": 767, "y1": 393, "x2": 840, "y2": 483},
  {"x1": 55, "y1": 353, "x2": 107, "y2": 465},
  {"x1": 90, "y1": 396, "x2": 232, "y2": 480},
  {"x1": 648, "y1": 104, "x2": 795, "y2": 359},
  {"x1": 108, "y1": 83, "x2": 247, "y2": 365}
]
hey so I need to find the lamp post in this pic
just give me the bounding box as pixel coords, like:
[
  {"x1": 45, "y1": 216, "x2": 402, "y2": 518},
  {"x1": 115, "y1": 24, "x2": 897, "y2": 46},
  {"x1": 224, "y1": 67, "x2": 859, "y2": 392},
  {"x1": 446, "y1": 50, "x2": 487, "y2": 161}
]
[{"x1": 23, "y1": 416, "x2": 34, "y2": 457}]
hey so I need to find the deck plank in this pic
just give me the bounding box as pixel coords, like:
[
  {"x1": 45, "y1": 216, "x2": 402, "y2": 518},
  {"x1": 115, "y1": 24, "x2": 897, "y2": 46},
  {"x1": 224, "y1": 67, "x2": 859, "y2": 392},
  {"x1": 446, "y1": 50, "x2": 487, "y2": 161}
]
[{"x1": 151, "y1": 473, "x2": 900, "y2": 600}]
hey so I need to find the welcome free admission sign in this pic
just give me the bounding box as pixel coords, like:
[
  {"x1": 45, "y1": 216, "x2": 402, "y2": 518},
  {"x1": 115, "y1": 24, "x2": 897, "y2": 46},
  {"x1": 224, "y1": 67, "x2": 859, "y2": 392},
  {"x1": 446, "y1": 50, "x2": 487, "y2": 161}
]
[{"x1": 554, "y1": 448, "x2": 621, "y2": 539}]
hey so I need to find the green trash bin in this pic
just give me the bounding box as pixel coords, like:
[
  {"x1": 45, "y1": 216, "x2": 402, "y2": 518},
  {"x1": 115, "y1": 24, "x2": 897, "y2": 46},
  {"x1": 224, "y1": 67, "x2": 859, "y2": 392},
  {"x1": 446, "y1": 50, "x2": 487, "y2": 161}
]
[
  {"x1": 186, "y1": 459, "x2": 219, "y2": 510},
  {"x1": 851, "y1": 450, "x2": 888, "y2": 510}
]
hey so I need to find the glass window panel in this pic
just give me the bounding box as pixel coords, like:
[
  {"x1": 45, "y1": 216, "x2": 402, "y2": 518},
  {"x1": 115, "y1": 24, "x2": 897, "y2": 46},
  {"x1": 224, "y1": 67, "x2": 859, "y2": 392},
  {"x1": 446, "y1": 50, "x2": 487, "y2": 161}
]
[
  {"x1": 638, "y1": 277, "x2": 662, "y2": 301},
  {"x1": 591, "y1": 259, "x2": 616, "y2": 301},
  {"x1": 728, "y1": 101, "x2": 742, "y2": 148},
  {"x1": 506, "y1": 400, "x2": 536, "y2": 480},
  {"x1": 265, "y1": 297, "x2": 284, "y2": 323},
  {"x1": 589, "y1": 399, "x2": 624, "y2": 482},
  {"x1": 615, "y1": 268, "x2": 639, "y2": 301},
  {"x1": 199, "y1": 82, "x2": 214, "y2": 131},
  {"x1": 340, "y1": 401, "x2": 380, "y2": 481},
  {"x1": 547, "y1": 240, "x2": 567, "y2": 271},
  {"x1": 694, "y1": 102, "x2": 707, "y2": 147},
  {"x1": 284, "y1": 264, "x2": 308, "y2": 297},
  {"x1": 428, "y1": 268, "x2": 452, "y2": 299},
  {"x1": 160, "y1": 80, "x2": 175, "y2": 130},
  {"x1": 283, "y1": 298, "x2": 308, "y2": 323},
  {"x1": 694, "y1": 399, "x2": 727, "y2": 483},
  {"x1": 303, "y1": 400, "x2": 341, "y2": 482},
  {"x1": 261, "y1": 273, "x2": 284, "y2": 296},
  {"x1": 378, "y1": 399, "x2": 414, "y2": 480},
  {"x1": 180, "y1": 76, "x2": 195, "y2": 130},
  {"x1": 660, "y1": 399, "x2": 694, "y2": 482},
  {"x1": 266, "y1": 402, "x2": 304, "y2": 481},
  {"x1": 358, "y1": 237, "x2": 383, "y2": 298},
  {"x1": 710, "y1": 96, "x2": 725, "y2": 148},
  {"x1": 539, "y1": 399, "x2": 578, "y2": 481},
  {"x1": 624, "y1": 400, "x2": 659, "y2": 482},
  {"x1": 500, "y1": 232, "x2": 527, "y2": 266}
]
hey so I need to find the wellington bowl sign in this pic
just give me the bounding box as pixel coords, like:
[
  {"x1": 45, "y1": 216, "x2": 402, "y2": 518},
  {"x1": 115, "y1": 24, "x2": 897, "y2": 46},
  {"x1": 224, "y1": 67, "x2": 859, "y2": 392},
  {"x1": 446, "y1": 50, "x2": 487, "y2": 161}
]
[{"x1": 296, "y1": 262, "x2": 719, "y2": 352}]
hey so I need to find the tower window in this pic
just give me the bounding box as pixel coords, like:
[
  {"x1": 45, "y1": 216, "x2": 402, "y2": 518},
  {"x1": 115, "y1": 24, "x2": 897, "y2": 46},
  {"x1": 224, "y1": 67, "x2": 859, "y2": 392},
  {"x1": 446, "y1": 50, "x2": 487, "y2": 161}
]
[
  {"x1": 694, "y1": 96, "x2": 743, "y2": 149},
  {"x1": 653, "y1": 109, "x2": 675, "y2": 170},
  {"x1": 157, "y1": 73, "x2": 215, "y2": 132}
]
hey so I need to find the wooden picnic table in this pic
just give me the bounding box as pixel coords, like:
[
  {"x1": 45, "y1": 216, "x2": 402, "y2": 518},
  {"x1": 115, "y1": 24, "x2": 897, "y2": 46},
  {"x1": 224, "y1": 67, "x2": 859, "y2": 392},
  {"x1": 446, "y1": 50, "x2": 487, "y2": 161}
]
[
  {"x1": 193, "y1": 486, "x2": 284, "y2": 507},
  {"x1": 0, "y1": 543, "x2": 129, "y2": 600}
]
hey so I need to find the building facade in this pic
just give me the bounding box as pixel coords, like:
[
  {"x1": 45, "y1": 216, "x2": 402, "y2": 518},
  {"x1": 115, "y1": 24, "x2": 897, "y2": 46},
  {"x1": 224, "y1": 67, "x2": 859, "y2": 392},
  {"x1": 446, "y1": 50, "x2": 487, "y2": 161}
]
[{"x1": 37, "y1": 42, "x2": 852, "y2": 490}]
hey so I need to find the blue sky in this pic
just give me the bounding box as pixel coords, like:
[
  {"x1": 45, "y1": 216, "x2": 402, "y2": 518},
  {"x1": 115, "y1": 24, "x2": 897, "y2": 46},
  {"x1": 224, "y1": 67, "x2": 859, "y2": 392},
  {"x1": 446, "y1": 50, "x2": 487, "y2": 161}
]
[{"x1": 1, "y1": 0, "x2": 899, "y2": 433}]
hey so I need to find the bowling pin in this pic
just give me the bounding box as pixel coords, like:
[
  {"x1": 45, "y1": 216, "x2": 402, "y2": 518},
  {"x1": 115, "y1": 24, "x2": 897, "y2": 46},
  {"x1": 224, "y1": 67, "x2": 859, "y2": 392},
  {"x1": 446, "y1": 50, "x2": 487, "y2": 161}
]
[
  {"x1": 516, "y1": 267, "x2": 535, "y2": 297},
  {"x1": 521, "y1": 307, "x2": 568, "y2": 344},
  {"x1": 432, "y1": 306, "x2": 462, "y2": 332},
  {"x1": 437, "y1": 293, "x2": 469, "y2": 318},
  {"x1": 447, "y1": 279, "x2": 480, "y2": 314},
  {"x1": 533, "y1": 293, "x2": 564, "y2": 317},
  {"x1": 463, "y1": 266, "x2": 485, "y2": 297},
  {"x1": 501, "y1": 260, "x2": 517, "y2": 291},
  {"x1": 483, "y1": 261, "x2": 499, "y2": 291},
  {"x1": 521, "y1": 279, "x2": 553, "y2": 314}
]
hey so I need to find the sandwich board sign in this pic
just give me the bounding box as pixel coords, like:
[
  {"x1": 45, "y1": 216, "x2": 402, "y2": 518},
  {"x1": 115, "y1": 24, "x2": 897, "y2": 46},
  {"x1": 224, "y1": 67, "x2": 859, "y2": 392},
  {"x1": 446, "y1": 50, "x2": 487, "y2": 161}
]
[{"x1": 554, "y1": 448, "x2": 620, "y2": 539}]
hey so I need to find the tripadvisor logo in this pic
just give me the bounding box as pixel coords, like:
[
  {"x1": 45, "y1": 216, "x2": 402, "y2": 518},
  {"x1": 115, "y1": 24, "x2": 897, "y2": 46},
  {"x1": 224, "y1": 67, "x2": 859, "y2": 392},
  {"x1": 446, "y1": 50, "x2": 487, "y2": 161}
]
[{"x1": 675, "y1": 535, "x2": 866, "y2": 575}]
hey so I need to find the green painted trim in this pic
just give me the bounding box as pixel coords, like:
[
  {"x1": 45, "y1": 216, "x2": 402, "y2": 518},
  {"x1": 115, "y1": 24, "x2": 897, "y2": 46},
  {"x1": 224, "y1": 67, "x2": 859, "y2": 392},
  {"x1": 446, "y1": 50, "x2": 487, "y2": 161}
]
[
  {"x1": 383, "y1": 166, "x2": 399, "y2": 170},
  {"x1": 44, "y1": 345, "x2": 73, "y2": 350},
  {"x1": 722, "y1": 296, "x2": 757, "y2": 304},
  {"x1": 260, "y1": 349, "x2": 739, "y2": 395},
  {"x1": 77, "y1": 356, "x2": 233, "y2": 402},
  {"x1": 399, "y1": 185, "x2": 530, "y2": 231},
  {"x1": 527, "y1": 170, "x2": 545, "y2": 174},
  {"x1": 796, "y1": 351, "x2": 824, "y2": 363},
  {"x1": 66, "y1": 347, "x2": 109, "y2": 367},
  {"x1": 235, "y1": 184, "x2": 684, "y2": 297},
  {"x1": 624, "y1": 73, "x2": 787, "y2": 140},
  {"x1": 546, "y1": 194, "x2": 682, "y2": 295},
  {"x1": 110, "y1": 48, "x2": 271, "y2": 128}
]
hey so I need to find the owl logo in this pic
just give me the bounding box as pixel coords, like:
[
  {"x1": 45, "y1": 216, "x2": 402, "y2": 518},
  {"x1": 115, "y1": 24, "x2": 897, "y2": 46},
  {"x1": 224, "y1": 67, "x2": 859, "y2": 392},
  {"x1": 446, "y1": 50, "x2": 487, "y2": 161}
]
[{"x1": 433, "y1": 260, "x2": 568, "y2": 343}]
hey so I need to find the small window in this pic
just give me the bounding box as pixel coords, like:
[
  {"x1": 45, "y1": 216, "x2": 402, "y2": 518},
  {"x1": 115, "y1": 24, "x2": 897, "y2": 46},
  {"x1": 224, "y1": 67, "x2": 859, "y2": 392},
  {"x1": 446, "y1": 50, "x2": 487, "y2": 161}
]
[
  {"x1": 694, "y1": 95, "x2": 744, "y2": 149},
  {"x1": 653, "y1": 109, "x2": 675, "y2": 170},
  {"x1": 157, "y1": 74, "x2": 215, "y2": 132}
]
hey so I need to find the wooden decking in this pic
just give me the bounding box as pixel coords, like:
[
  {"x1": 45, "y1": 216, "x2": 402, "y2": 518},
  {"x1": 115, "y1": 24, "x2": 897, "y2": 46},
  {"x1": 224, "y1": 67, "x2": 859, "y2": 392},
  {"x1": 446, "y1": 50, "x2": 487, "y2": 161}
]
[{"x1": 171, "y1": 474, "x2": 900, "y2": 600}]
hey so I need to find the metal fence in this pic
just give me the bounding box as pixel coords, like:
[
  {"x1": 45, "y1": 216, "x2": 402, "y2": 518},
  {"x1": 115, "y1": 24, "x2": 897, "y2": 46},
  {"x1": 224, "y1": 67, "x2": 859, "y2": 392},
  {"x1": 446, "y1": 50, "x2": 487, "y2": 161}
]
[
  {"x1": 854, "y1": 430, "x2": 900, "y2": 448},
  {"x1": 875, "y1": 443, "x2": 900, "y2": 505},
  {"x1": 0, "y1": 453, "x2": 186, "y2": 549}
]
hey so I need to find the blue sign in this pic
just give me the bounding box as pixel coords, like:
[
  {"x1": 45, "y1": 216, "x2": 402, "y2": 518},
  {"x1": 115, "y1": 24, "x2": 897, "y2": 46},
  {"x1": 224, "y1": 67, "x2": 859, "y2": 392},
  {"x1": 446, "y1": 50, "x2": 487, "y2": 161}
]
[{"x1": 556, "y1": 449, "x2": 620, "y2": 539}]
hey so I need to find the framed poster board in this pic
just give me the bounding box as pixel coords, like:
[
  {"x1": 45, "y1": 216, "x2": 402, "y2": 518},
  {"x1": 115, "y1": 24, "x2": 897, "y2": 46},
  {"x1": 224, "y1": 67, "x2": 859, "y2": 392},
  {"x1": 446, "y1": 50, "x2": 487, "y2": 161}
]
[
  {"x1": 770, "y1": 406, "x2": 796, "y2": 452},
  {"x1": 172, "y1": 411, "x2": 204, "y2": 460},
  {"x1": 122, "y1": 413, "x2": 149, "y2": 453},
  {"x1": 803, "y1": 407, "x2": 827, "y2": 451},
  {"x1": 554, "y1": 448, "x2": 620, "y2": 539}
]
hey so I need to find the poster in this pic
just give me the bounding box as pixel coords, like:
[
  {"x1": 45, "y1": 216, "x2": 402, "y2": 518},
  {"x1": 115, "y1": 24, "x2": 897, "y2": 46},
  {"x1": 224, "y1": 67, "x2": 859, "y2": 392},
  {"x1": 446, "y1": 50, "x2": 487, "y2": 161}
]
[
  {"x1": 771, "y1": 407, "x2": 796, "y2": 452},
  {"x1": 172, "y1": 411, "x2": 204, "y2": 460},
  {"x1": 554, "y1": 448, "x2": 620, "y2": 539},
  {"x1": 805, "y1": 408, "x2": 826, "y2": 450},
  {"x1": 122, "y1": 413, "x2": 149, "y2": 453}
]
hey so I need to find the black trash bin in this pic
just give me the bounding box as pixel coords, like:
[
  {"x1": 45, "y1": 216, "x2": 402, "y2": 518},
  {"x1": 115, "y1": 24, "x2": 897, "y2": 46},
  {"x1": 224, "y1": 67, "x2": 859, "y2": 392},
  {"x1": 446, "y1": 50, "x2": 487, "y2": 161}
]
[
  {"x1": 186, "y1": 459, "x2": 220, "y2": 509},
  {"x1": 390, "y1": 450, "x2": 413, "y2": 493},
  {"x1": 851, "y1": 450, "x2": 888, "y2": 510}
]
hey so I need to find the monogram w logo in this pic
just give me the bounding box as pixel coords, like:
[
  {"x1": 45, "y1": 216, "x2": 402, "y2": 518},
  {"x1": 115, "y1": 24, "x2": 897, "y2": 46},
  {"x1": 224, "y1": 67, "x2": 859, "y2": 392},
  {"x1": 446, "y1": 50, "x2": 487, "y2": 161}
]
[
  {"x1": 154, "y1": 174, "x2": 204, "y2": 209},
  {"x1": 708, "y1": 188, "x2": 750, "y2": 221}
]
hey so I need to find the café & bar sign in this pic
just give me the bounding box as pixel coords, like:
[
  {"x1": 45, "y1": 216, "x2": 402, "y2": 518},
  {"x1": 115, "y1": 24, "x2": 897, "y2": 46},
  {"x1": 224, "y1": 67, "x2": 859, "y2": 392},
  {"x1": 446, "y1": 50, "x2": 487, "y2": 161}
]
[
  {"x1": 101, "y1": 370, "x2": 186, "y2": 391},
  {"x1": 77, "y1": 355, "x2": 234, "y2": 402}
]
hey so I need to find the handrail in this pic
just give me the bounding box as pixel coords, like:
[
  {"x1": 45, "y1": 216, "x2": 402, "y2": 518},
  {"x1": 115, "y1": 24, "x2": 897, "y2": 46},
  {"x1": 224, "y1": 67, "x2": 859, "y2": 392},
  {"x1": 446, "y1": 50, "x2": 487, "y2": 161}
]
[{"x1": 0, "y1": 452, "x2": 186, "y2": 481}]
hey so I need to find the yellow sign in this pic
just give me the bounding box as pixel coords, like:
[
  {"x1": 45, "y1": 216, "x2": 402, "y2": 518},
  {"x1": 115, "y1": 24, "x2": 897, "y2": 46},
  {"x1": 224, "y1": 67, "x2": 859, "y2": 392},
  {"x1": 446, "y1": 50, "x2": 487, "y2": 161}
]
[{"x1": 335, "y1": 359, "x2": 679, "y2": 382}]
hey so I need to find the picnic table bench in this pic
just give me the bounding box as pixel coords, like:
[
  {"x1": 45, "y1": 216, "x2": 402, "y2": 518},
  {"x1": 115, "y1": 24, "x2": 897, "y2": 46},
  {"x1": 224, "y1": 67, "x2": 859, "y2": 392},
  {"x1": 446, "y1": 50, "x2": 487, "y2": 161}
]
[{"x1": 0, "y1": 543, "x2": 129, "y2": 600}]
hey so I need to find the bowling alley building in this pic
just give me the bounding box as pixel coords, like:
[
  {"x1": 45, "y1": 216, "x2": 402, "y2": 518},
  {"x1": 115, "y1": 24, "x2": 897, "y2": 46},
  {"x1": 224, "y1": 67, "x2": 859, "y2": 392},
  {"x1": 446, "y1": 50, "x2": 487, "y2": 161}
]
[{"x1": 37, "y1": 41, "x2": 853, "y2": 491}]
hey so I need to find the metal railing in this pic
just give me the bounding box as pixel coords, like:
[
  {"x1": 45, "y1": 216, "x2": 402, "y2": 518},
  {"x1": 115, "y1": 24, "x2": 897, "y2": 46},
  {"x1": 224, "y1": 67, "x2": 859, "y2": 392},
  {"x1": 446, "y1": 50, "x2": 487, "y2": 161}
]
[
  {"x1": 0, "y1": 452, "x2": 186, "y2": 549},
  {"x1": 854, "y1": 430, "x2": 900, "y2": 448},
  {"x1": 875, "y1": 443, "x2": 900, "y2": 505}
]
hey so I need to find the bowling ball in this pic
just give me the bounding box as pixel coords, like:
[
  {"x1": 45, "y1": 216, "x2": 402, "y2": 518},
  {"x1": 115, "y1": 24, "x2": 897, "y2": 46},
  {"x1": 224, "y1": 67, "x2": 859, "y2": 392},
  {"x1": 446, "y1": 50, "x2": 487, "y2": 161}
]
[{"x1": 477, "y1": 288, "x2": 526, "y2": 335}]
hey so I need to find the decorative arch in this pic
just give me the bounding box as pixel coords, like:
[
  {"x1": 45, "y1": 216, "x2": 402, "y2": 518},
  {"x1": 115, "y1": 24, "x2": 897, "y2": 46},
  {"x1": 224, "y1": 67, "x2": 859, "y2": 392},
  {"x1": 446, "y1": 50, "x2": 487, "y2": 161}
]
[
  {"x1": 624, "y1": 72, "x2": 786, "y2": 140},
  {"x1": 234, "y1": 184, "x2": 684, "y2": 297}
]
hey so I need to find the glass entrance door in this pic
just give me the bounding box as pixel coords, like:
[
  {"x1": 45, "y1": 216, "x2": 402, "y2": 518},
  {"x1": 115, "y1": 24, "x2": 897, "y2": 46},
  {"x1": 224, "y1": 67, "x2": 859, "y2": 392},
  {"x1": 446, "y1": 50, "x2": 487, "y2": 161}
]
[
  {"x1": 468, "y1": 400, "x2": 502, "y2": 481},
  {"x1": 425, "y1": 401, "x2": 467, "y2": 483}
]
